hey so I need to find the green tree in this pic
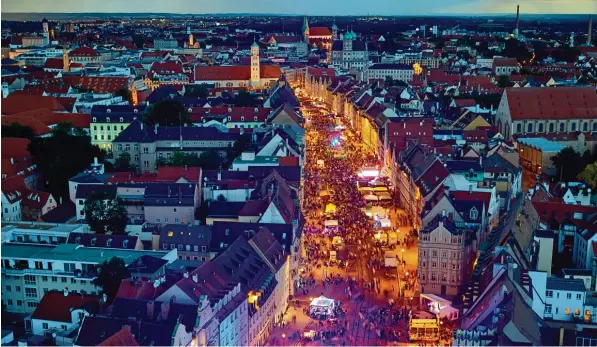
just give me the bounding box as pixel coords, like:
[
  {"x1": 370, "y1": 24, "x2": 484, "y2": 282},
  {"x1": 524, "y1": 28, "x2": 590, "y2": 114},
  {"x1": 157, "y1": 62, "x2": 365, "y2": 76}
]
[
  {"x1": 143, "y1": 100, "x2": 192, "y2": 126},
  {"x1": 2, "y1": 123, "x2": 35, "y2": 139},
  {"x1": 216, "y1": 194, "x2": 227, "y2": 202},
  {"x1": 227, "y1": 133, "x2": 252, "y2": 165},
  {"x1": 115, "y1": 152, "x2": 133, "y2": 171},
  {"x1": 28, "y1": 123, "x2": 104, "y2": 200},
  {"x1": 185, "y1": 85, "x2": 209, "y2": 98},
  {"x1": 234, "y1": 90, "x2": 257, "y2": 107},
  {"x1": 94, "y1": 257, "x2": 130, "y2": 303},
  {"x1": 83, "y1": 191, "x2": 128, "y2": 235},
  {"x1": 578, "y1": 163, "x2": 597, "y2": 188},
  {"x1": 498, "y1": 75, "x2": 510, "y2": 88},
  {"x1": 199, "y1": 150, "x2": 223, "y2": 170},
  {"x1": 551, "y1": 147, "x2": 585, "y2": 182},
  {"x1": 116, "y1": 88, "x2": 133, "y2": 104}
]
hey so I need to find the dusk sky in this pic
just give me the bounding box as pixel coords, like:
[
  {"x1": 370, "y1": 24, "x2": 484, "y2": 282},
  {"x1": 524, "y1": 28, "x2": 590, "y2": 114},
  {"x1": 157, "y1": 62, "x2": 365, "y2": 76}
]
[{"x1": 2, "y1": 0, "x2": 596, "y2": 15}]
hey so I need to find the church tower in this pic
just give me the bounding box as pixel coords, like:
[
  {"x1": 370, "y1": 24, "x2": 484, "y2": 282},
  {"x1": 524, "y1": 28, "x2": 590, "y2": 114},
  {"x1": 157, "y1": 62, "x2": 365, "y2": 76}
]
[
  {"x1": 302, "y1": 16, "x2": 310, "y2": 43},
  {"x1": 332, "y1": 19, "x2": 338, "y2": 40},
  {"x1": 42, "y1": 17, "x2": 49, "y2": 38},
  {"x1": 187, "y1": 24, "x2": 194, "y2": 47},
  {"x1": 62, "y1": 45, "x2": 70, "y2": 73},
  {"x1": 250, "y1": 40, "x2": 260, "y2": 87}
]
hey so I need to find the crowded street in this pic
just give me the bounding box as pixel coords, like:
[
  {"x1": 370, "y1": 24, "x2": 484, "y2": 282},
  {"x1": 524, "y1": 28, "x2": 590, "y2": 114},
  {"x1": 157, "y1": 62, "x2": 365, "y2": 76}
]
[{"x1": 266, "y1": 87, "x2": 427, "y2": 346}]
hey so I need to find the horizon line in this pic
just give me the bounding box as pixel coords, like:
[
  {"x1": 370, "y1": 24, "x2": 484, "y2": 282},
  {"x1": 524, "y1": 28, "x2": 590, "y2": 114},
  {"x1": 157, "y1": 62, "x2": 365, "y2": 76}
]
[{"x1": 2, "y1": 11, "x2": 595, "y2": 16}]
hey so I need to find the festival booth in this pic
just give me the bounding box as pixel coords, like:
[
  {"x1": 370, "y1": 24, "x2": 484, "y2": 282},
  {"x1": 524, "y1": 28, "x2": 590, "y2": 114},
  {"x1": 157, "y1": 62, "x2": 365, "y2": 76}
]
[
  {"x1": 324, "y1": 219, "x2": 339, "y2": 232},
  {"x1": 309, "y1": 296, "x2": 335, "y2": 317},
  {"x1": 325, "y1": 203, "x2": 337, "y2": 215},
  {"x1": 365, "y1": 206, "x2": 387, "y2": 218},
  {"x1": 420, "y1": 294, "x2": 459, "y2": 321},
  {"x1": 363, "y1": 194, "x2": 379, "y2": 202}
]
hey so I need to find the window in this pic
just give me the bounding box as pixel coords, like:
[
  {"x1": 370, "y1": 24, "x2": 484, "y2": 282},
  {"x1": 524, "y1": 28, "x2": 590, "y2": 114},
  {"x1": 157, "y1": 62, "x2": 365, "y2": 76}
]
[
  {"x1": 25, "y1": 287, "x2": 37, "y2": 298},
  {"x1": 52, "y1": 276, "x2": 57, "y2": 282},
  {"x1": 571, "y1": 123, "x2": 577, "y2": 132},
  {"x1": 15, "y1": 286, "x2": 21, "y2": 292},
  {"x1": 164, "y1": 217, "x2": 169, "y2": 223},
  {"x1": 202, "y1": 246, "x2": 207, "y2": 252},
  {"x1": 576, "y1": 293, "x2": 582, "y2": 300},
  {"x1": 546, "y1": 290, "x2": 553, "y2": 298},
  {"x1": 516, "y1": 123, "x2": 522, "y2": 133},
  {"x1": 527, "y1": 123, "x2": 533, "y2": 133},
  {"x1": 62, "y1": 277, "x2": 67, "y2": 283},
  {"x1": 163, "y1": 243, "x2": 168, "y2": 250},
  {"x1": 175, "y1": 218, "x2": 180, "y2": 223},
  {"x1": 559, "y1": 123, "x2": 565, "y2": 132},
  {"x1": 71, "y1": 278, "x2": 77, "y2": 284},
  {"x1": 42, "y1": 323, "x2": 49, "y2": 330},
  {"x1": 17, "y1": 300, "x2": 22, "y2": 307},
  {"x1": 565, "y1": 308, "x2": 571, "y2": 315},
  {"x1": 549, "y1": 123, "x2": 554, "y2": 133},
  {"x1": 225, "y1": 229, "x2": 230, "y2": 236},
  {"x1": 24, "y1": 275, "x2": 36, "y2": 285},
  {"x1": 5, "y1": 285, "x2": 11, "y2": 292},
  {"x1": 567, "y1": 293, "x2": 572, "y2": 299},
  {"x1": 167, "y1": 232, "x2": 174, "y2": 237},
  {"x1": 106, "y1": 239, "x2": 112, "y2": 247},
  {"x1": 178, "y1": 245, "x2": 183, "y2": 251},
  {"x1": 194, "y1": 246, "x2": 199, "y2": 252},
  {"x1": 545, "y1": 304, "x2": 552, "y2": 314},
  {"x1": 61, "y1": 325, "x2": 67, "y2": 331}
]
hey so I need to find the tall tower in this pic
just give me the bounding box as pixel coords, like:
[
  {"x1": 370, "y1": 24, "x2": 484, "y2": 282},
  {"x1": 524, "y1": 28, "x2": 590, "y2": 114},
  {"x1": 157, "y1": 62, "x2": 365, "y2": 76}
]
[
  {"x1": 62, "y1": 45, "x2": 70, "y2": 73},
  {"x1": 250, "y1": 40, "x2": 260, "y2": 87},
  {"x1": 332, "y1": 19, "x2": 338, "y2": 40},
  {"x1": 302, "y1": 16, "x2": 310, "y2": 43},
  {"x1": 570, "y1": 32, "x2": 575, "y2": 47},
  {"x1": 588, "y1": 15, "x2": 593, "y2": 46},
  {"x1": 187, "y1": 24, "x2": 194, "y2": 47},
  {"x1": 42, "y1": 17, "x2": 49, "y2": 38},
  {"x1": 514, "y1": 5, "x2": 520, "y2": 38}
]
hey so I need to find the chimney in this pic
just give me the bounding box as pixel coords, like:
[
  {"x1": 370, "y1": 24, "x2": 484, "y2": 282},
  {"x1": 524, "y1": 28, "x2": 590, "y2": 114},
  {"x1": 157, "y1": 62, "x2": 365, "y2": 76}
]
[
  {"x1": 102, "y1": 293, "x2": 108, "y2": 302},
  {"x1": 147, "y1": 301, "x2": 155, "y2": 319},
  {"x1": 589, "y1": 15, "x2": 593, "y2": 46},
  {"x1": 140, "y1": 123, "x2": 144, "y2": 131},
  {"x1": 93, "y1": 157, "x2": 98, "y2": 166},
  {"x1": 10, "y1": 158, "x2": 14, "y2": 164},
  {"x1": 217, "y1": 171, "x2": 222, "y2": 181},
  {"x1": 192, "y1": 274, "x2": 198, "y2": 283},
  {"x1": 63, "y1": 288, "x2": 69, "y2": 297}
]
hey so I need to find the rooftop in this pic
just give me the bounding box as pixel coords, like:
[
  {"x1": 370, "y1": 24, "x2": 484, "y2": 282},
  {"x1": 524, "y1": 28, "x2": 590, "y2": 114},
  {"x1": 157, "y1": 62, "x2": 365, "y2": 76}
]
[
  {"x1": 517, "y1": 137, "x2": 565, "y2": 153},
  {"x1": 1, "y1": 243, "x2": 169, "y2": 264}
]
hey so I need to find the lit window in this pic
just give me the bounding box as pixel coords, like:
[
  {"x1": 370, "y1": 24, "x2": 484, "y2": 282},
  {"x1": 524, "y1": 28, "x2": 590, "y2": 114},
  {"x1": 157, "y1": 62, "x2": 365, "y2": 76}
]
[{"x1": 168, "y1": 232, "x2": 174, "y2": 237}]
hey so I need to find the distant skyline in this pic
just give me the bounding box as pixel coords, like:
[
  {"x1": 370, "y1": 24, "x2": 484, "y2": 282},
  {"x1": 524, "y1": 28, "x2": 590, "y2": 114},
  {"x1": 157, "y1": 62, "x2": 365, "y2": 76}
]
[{"x1": 2, "y1": 0, "x2": 596, "y2": 15}]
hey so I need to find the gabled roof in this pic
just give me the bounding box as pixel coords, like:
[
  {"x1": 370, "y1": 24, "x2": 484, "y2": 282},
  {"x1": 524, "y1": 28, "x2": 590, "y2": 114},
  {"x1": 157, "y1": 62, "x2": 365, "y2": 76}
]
[
  {"x1": 505, "y1": 87, "x2": 597, "y2": 120},
  {"x1": 309, "y1": 27, "x2": 332, "y2": 36},
  {"x1": 32, "y1": 291, "x2": 100, "y2": 323},
  {"x1": 1, "y1": 94, "x2": 66, "y2": 115},
  {"x1": 70, "y1": 47, "x2": 100, "y2": 57},
  {"x1": 112, "y1": 120, "x2": 156, "y2": 143},
  {"x1": 62, "y1": 76, "x2": 129, "y2": 94},
  {"x1": 194, "y1": 65, "x2": 281, "y2": 81},
  {"x1": 43, "y1": 58, "x2": 64, "y2": 70},
  {"x1": 97, "y1": 327, "x2": 138, "y2": 346},
  {"x1": 1, "y1": 175, "x2": 26, "y2": 203},
  {"x1": 238, "y1": 200, "x2": 269, "y2": 216}
]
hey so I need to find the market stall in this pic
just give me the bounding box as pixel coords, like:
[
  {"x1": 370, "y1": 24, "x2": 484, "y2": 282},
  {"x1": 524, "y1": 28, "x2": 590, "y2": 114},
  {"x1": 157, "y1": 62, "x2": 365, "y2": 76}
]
[{"x1": 309, "y1": 296, "x2": 336, "y2": 317}]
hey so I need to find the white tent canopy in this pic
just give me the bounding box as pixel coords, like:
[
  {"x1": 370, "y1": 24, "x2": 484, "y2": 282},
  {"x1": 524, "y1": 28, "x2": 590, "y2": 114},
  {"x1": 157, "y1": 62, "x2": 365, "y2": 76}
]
[
  {"x1": 309, "y1": 296, "x2": 335, "y2": 316},
  {"x1": 364, "y1": 194, "x2": 379, "y2": 201},
  {"x1": 324, "y1": 220, "x2": 338, "y2": 227}
]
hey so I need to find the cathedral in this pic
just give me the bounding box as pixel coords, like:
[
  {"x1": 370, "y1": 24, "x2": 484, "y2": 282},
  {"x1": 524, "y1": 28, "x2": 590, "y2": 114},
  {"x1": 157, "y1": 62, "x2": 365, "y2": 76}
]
[{"x1": 302, "y1": 17, "x2": 332, "y2": 50}]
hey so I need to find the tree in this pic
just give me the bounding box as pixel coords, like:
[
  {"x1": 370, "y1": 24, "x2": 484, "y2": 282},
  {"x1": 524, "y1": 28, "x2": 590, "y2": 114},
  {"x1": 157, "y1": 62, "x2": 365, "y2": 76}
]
[
  {"x1": 83, "y1": 191, "x2": 128, "y2": 235},
  {"x1": 227, "y1": 133, "x2": 252, "y2": 166},
  {"x1": 185, "y1": 85, "x2": 209, "y2": 98},
  {"x1": 94, "y1": 257, "x2": 130, "y2": 303},
  {"x1": 578, "y1": 163, "x2": 597, "y2": 188},
  {"x1": 216, "y1": 194, "x2": 227, "y2": 202},
  {"x1": 28, "y1": 123, "x2": 104, "y2": 200},
  {"x1": 143, "y1": 100, "x2": 192, "y2": 126},
  {"x1": 116, "y1": 88, "x2": 132, "y2": 104},
  {"x1": 234, "y1": 90, "x2": 257, "y2": 107},
  {"x1": 115, "y1": 152, "x2": 133, "y2": 171},
  {"x1": 2, "y1": 123, "x2": 35, "y2": 139},
  {"x1": 199, "y1": 150, "x2": 224, "y2": 170},
  {"x1": 551, "y1": 147, "x2": 585, "y2": 182},
  {"x1": 498, "y1": 75, "x2": 510, "y2": 88}
]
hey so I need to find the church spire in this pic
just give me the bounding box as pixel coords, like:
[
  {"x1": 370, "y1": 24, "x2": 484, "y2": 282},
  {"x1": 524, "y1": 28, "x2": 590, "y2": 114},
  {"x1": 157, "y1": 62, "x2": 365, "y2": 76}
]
[{"x1": 302, "y1": 16, "x2": 310, "y2": 43}]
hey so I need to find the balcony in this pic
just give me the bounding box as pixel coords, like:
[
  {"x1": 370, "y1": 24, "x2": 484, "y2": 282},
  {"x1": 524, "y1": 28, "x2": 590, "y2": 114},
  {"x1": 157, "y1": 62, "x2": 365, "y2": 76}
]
[{"x1": 2, "y1": 267, "x2": 98, "y2": 278}]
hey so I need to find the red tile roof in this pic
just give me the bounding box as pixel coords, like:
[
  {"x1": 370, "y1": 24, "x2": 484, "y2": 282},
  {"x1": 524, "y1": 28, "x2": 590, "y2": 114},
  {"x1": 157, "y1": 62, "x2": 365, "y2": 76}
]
[
  {"x1": 455, "y1": 99, "x2": 476, "y2": 108},
  {"x1": 505, "y1": 87, "x2": 597, "y2": 120},
  {"x1": 32, "y1": 291, "x2": 100, "y2": 323},
  {"x1": 279, "y1": 156, "x2": 299, "y2": 166},
  {"x1": 98, "y1": 327, "x2": 139, "y2": 347},
  {"x1": 194, "y1": 65, "x2": 281, "y2": 81},
  {"x1": 61, "y1": 76, "x2": 129, "y2": 94},
  {"x1": 493, "y1": 57, "x2": 519, "y2": 67},
  {"x1": 1, "y1": 138, "x2": 35, "y2": 180},
  {"x1": 22, "y1": 190, "x2": 53, "y2": 209},
  {"x1": 116, "y1": 279, "x2": 167, "y2": 301},
  {"x1": 150, "y1": 62, "x2": 184, "y2": 75},
  {"x1": 156, "y1": 166, "x2": 201, "y2": 183},
  {"x1": 307, "y1": 67, "x2": 336, "y2": 77},
  {"x1": 1, "y1": 138, "x2": 31, "y2": 159},
  {"x1": 238, "y1": 200, "x2": 269, "y2": 216},
  {"x1": 449, "y1": 191, "x2": 491, "y2": 210},
  {"x1": 1, "y1": 115, "x2": 51, "y2": 136},
  {"x1": 1, "y1": 94, "x2": 66, "y2": 115},
  {"x1": 309, "y1": 27, "x2": 332, "y2": 37},
  {"x1": 70, "y1": 47, "x2": 100, "y2": 57},
  {"x1": 43, "y1": 58, "x2": 65, "y2": 70},
  {"x1": 5, "y1": 108, "x2": 90, "y2": 130},
  {"x1": 1, "y1": 175, "x2": 26, "y2": 203}
]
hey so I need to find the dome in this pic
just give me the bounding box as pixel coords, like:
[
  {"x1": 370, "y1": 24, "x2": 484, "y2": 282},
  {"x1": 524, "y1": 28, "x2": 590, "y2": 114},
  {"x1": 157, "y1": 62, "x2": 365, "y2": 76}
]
[
  {"x1": 332, "y1": 23, "x2": 338, "y2": 29},
  {"x1": 343, "y1": 31, "x2": 355, "y2": 40},
  {"x1": 251, "y1": 41, "x2": 259, "y2": 48}
]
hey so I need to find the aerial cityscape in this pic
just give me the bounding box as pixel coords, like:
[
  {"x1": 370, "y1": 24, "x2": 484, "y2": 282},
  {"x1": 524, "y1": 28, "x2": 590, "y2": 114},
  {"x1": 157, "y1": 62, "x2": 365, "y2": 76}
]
[{"x1": 1, "y1": 0, "x2": 597, "y2": 346}]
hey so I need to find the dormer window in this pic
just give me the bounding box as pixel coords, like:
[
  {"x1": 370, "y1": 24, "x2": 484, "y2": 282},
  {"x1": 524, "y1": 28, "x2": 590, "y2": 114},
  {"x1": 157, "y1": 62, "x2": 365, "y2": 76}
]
[
  {"x1": 120, "y1": 117, "x2": 124, "y2": 122},
  {"x1": 92, "y1": 117, "x2": 97, "y2": 122},
  {"x1": 91, "y1": 238, "x2": 96, "y2": 246},
  {"x1": 241, "y1": 116, "x2": 245, "y2": 121},
  {"x1": 228, "y1": 116, "x2": 231, "y2": 121},
  {"x1": 106, "y1": 239, "x2": 112, "y2": 247},
  {"x1": 254, "y1": 116, "x2": 258, "y2": 121},
  {"x1": 123, "y1": 240, "x2": 129, "y2": 248},
  {"x1": 470, "y1": 207, "x2": 478, "y2": 220},
  {"x1": 106, "y1": 117, "x2": 110, "y2": 122}
]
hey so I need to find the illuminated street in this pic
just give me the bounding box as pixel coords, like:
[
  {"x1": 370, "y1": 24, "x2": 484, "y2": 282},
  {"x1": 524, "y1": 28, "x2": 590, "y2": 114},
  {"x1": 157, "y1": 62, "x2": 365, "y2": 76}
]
[{"x1": 266, "y1": 86, "x2": 425, "y2": 346}]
